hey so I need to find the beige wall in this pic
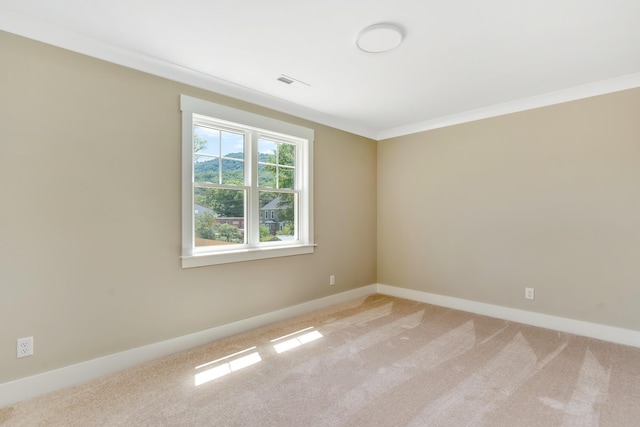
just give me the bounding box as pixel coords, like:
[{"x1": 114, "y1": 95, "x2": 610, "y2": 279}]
[
  {"x1": 0, "y1": 32, "x2": 377, "y2": 383},
  {"x1": 378, "y1": 88, "x2": 640, "y2": 330},
  {"x1": 3, "y1": 27, "x2": 640, "y2": 387}
]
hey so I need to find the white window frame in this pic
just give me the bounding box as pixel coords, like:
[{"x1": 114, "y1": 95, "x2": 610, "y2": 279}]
[{"x1": 180, "y1": 95, "x2": 314, "y2": 267}]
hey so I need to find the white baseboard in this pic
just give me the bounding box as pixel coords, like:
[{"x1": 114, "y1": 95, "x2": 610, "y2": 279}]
[
  {"x1": 6, "y1": 283, "x2": 638, "y2": 407},
  {"x1": 0, "y1": 284, "x2": 377, "y2": 407},
  {"x1": 377, "y1": 283, "x2": 640, "y2": 348}
]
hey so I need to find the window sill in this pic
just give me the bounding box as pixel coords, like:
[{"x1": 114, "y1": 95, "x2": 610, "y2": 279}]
[{"x1": 181, "y1": 244, "x2": 316, "y2": 268}]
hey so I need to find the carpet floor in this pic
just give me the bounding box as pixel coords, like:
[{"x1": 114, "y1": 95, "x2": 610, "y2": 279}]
[{"x1": 2, "y1": 294, "x2": 640, "y2": 426}]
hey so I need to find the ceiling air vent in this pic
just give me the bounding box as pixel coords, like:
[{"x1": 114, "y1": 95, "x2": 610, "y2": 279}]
[
  {"x1": 277, "y1": 76, "x2": 295, "y2": 84},
  {"x1": 276, "y1": 74, "x2": 310, "y2": 88}
]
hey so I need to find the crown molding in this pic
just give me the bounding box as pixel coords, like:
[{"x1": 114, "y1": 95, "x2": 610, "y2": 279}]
[
  {"x1": 0, "y1": 8, "x2": 378, "y2": 140},
  {"x1": 377, "y1": 72, "x2": 640, "y2": 140},
  {"x1": 2, "y1": 7, "x2": 640, "y2": 142}
]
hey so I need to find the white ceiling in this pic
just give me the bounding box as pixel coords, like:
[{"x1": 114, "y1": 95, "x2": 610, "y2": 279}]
[{"x1": 2, "y1": 0, "x2": 640, "y2": 140}]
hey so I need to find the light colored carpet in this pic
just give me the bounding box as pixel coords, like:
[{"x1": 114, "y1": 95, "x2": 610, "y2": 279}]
[{"x1": 2, "y1": 294, "x2": 640, "y2": 426}]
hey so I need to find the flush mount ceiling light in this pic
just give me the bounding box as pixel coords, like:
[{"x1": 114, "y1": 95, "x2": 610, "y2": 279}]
[{"x1": 356, "y1": 23, "x2": 404, "y2": 53}]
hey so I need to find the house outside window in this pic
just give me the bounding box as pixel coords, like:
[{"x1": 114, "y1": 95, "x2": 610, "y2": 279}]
[
  {"x1": 181, "y1": 95, "x2": 314, "y2": 267},
  {"x1": 260, "y1": 196, "x2": 292, "y2": 237}
]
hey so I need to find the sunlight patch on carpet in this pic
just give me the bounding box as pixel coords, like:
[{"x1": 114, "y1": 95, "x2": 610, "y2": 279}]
[
  {"x1": 539, "y1": 349, "x2": 611, "y2": 426},
  {"x1": 194, "y1": 346, "x2": 262, "y2": 386},
  {"x1": 409, "y1": 332, "x2": 566, "y2": 426},
  {"x1": 272, "y1": 327, "x2": 323, "y2": 354}
]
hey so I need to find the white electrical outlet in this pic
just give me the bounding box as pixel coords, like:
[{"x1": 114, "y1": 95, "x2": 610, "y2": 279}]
[
  {"x1": 525, "y1": 288, "x2": 535, "y2": 300},
  {"x1": 17, "y1": 336, "x2": 34, "y2": 358},
  {"x1": 329, "y1": 275, "x2": 335, "y2": 286}
]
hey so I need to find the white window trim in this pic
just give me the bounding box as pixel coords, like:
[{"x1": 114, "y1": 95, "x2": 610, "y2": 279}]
[{"x1": 180, "y1": 95, "x2": 314, "y2": 267}]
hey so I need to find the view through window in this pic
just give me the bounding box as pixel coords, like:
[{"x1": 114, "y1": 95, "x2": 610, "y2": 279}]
[{"x1": 181, "y1": 95, "x2": 314, "y2": 267}]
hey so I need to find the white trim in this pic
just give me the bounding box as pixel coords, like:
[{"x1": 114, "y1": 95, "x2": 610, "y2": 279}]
[
  {"x1": 181, "y1": 95, "x2": 314, "y2": 267},
  {"x1": 181, "y1": 96, "x2": 314, "y2": 141},
  {"x1": 377, "y1": 72, "x2": 640, "y2": 140},
  {"x1": 0, "y1": 9, "x2": 377, "y2": 140},
  {"x1": 4, "y1": 282, "x2": 639, "y2": 406},
  {"x1": 0, "y1": 284, "x2": 377, "y2": 407},
  {"x1": 181, "y1": 244, "x2": 315, "y2": 268},
  {"x1": 3, "y1": 9, "x2": 639, "y2": 142},
  {"x1": 376, "y1": 284, "x2": 640, "y2": 348}
]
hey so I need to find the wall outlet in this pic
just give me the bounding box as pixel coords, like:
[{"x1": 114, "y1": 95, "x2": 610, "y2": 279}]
[
  {"x1": 525, "y1": 287, "x2": 535, "y2": 300},
  {"x1": 17, "y1": 336, "x2": 34, "y2": 358},
  {"x1": 329, "y1": 275, "x2": 335, "y2": 286}
]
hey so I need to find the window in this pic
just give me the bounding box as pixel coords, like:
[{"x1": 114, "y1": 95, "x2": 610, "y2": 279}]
[{"x1": 181, "y1": 95, "x2": 314, "y2": 267}]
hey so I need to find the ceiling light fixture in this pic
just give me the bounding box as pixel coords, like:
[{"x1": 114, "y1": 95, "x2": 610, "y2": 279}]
[{"x1": 356, "y1": 23, "x2": 404, "y2": 54}]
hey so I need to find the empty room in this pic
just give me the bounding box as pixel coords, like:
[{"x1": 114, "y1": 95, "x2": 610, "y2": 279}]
[{"x1": 1, "y1": 1, "x2": 640, "y2": 425}]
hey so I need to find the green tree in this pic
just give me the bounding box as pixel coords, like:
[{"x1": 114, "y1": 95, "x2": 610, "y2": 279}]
[
  {"x1": 260, "y1": 225, "x2": 272, "y2": 240},
  {"x1": 262, "y1": 143, "x2": 295, "y2": 188},
  {"x1": 210, "y1": 186, "x2": 244, "y2": 217},
  {"x1": 218, "y1": 223, "x2": 242, "y2": 243},
  {"x1": 276, "y1": 222, "x2": 295, "y2": 236},
  {"x1": 194, "y1": 133, "x2": 207, "y2": 154},
  {"x1": 262, "y1": 143, "x2": 295, "y2": 225},
  {"x1": 195, "y1": 211, "x2": 217, "y2": 240},
  {"x1": 194, "y1": 153, "x2": 245, "y2": 184}
]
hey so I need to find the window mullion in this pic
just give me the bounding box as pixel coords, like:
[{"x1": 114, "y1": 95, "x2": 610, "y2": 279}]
[
  {"x1": 248, "y1": 131, "x2": 259, "y2": 246},
  {"x1": 296, "y1": 140, "x2": 306, "y2": 242},
  {"x1": 217, "y1": 133, "x2": 222, "y2": 185}
]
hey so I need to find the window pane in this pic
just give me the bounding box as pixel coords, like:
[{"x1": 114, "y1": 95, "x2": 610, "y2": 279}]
[
  {"x1": 259, "y1": 191, "x2": 296, "y2": 242},
  {"x1": 214, "y1": 188, "x2": 245, "y2": 218},
  {"x1": 258, "y1": 139, "x2": 277, "y2": 161},
  {"x1": 194, "y1": 125, "x2": 220, "y2": 156},
  {"x1": 194, "y1": 187, "x2": 245, "y2": 246},
  {"x1": 279, "y1": 143, "x2": 296, "y2": 167},
  {"x1": 194, "y1": 156, "x2": 219, "y2": 184},
  {"x1": 258, "y1": 164, "x2": 275, "y2": 188},
  {"x1": 221, "y1": 131, "x2": 244, "y2": 157},
  {"x1": 221, "y1": 158, "x2": 244, "y2": 185},
  {"x1": 278, "y1": 167, "x2": 294, "y2": 189}
]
